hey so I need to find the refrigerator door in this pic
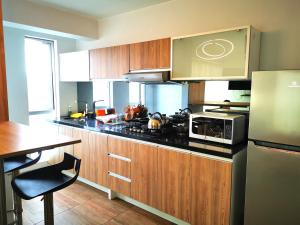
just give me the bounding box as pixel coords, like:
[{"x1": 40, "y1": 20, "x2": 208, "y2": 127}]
[
  {"x1": 244, "y1": 141, "x2": 300, "y2": 225},
  {"x1": 249, "y1": 71, "x2": 300, "y2": 147}
]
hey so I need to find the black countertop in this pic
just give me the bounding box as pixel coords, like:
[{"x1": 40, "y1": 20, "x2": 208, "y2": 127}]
[{"x1": 52, "y1": 118, "x2": 247, "y2": 159}]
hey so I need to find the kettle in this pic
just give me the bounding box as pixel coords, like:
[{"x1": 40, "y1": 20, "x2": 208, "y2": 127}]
[{"x1": 148, "y1": 112, "x2": 163, "y2": 130}]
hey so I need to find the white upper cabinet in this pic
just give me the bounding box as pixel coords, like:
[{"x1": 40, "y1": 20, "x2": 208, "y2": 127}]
[
  {"x1": 59, "y1": 50, "x2": 90, "y2": 82},
  {"x1": 171, "y1": 26, "x2": 260, "y2": 80}
]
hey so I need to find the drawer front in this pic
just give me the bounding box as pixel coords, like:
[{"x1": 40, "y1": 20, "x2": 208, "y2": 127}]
[
  {"x1": 108, "y1": 171, "x2": 131, "y2": 196},
  {"x1": 108, "y1": 155, "x2": 131, "y2": 179},
  {"x1": 108, "y1": 136, "x2": 132, "y2": 158}
]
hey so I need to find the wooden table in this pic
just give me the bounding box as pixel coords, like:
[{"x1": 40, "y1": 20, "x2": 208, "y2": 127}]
[{"x1": 0, "y1": 122, "x2": 81, "y2": 225}]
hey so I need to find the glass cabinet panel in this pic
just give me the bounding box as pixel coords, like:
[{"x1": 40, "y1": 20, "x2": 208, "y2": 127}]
[{"x1": 172, "y1": 27, "x2": 248, "y2": 80}]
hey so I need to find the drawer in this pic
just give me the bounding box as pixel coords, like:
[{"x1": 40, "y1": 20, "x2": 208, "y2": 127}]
[
  {"x1": 108, "y1": 155, "x2": 131, "y2": 179},
  {"x1": 108, "y1": 136, "x2": 133, "y2": 158},
  {"x1": 108, "y1": 171, "x2": 131, "y2": 196}
]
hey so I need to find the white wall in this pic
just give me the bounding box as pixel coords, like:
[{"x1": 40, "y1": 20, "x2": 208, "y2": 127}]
[
  {"x1": 4, "y1": 26, "x2": 78, "y2": 124},
  {"x1": 77, "y1": 0, "x2": 300, "y2": 70},
  {"x1": 3, "y1": 0, "x2": 99, "y2": 39}
]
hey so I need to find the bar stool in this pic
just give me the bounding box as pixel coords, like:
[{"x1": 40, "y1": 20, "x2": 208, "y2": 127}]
[
  {"x1": 11, "y1": 153, "x2": 81, "y2": 225},
  {"x1": 4, "y1": 152, "x2": 42, "y2": 225}
]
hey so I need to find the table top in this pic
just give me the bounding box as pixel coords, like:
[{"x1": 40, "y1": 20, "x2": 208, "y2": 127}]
[{"x1": 0, "y1": 121, "x2": 81, "y2": 159}]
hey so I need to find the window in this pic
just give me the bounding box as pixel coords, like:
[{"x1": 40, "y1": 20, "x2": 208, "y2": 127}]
[
  {"x1": 25, "y1": 37, "x2": 55, "y2": 113},
  {"x1": 93, "y1": 80, "x2": 112, "y2": 107},
  {"x1": 129, "y1": 82, "x2": 145, "y2": 105}
]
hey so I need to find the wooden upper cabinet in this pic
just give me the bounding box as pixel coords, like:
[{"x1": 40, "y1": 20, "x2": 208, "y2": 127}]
[
  {"x1": 191, "y1": 154, "x2": 232, "y2": 225},
  {"x1": 129, "y1": 38, "x2": 171, "y2": 71},
  {"x1": 89, "y1": 44, "x2": 129, "y2": 79},
  {"x1": 188, "y1": 82, "x2": 206, "y2": 105},
  {"x1": 0, "y1": 0, "x2": 9, "y2": 121},
  {"x1": 131, "y1": 142, "x2": 159, "y2": 208},
  {"x1": 157, "y1": 147, "x2": 191, "y2": 223}
]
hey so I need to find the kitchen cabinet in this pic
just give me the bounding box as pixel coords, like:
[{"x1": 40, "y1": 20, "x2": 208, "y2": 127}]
[
  {"x1": 89, "y1": 45, "x2": 130, "y2": 79},
  {"x1": 107, "y1": 136, "x2": 133, "y2": 196},
  {"x1": 48, "y1": 125, "x2": 73, "y2": 166},
  {"x1": 88, "y1": 132, "x2": 108, "y2": 186},
  {"x1": 157, "y1": 146, "x2": 191, "y2": 223},
  {"x1": 73, "y1": 128, "x2": 90, "y2": 179},
  {"x1": 129, "y1": 38, "x2": 170, "y2": 71},
  {"x1": 131, "y1": 142, "x2": 159, "y2": 208},
  {"x1": 0, "y1": 0, "x2": 8, "y2": 121},
  {"x1": 188, "y1": 82, "x2": 205, "y2": 105},
  {"x1": 191, "y1": 153, "x2": 232, "y2": 225},
  {"x1": 59, "y1": 50, "x2": 90, "y2": 81},
  {"x1": 172, "y1": 26, "x2": 260, "y2": 80}
]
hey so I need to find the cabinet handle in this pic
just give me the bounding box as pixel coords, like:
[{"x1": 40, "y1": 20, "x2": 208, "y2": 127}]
[
  {"x1": 107, "y1": 153, "x2": 131, "y2": 162},
  {"x1": 108, "y1": 171, "x2": 131, "y2": 183}
]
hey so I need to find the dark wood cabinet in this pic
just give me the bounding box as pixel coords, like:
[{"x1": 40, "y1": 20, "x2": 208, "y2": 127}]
[
  {"x1": 129, "y1": 38, "x2": 170, "y2": 71},
  {"x1": 191, "y1": 154, "x2": 232, "y2": 225},
  {"x1": 131, "y1": 142, "x2": 159, "y2": 208},
  {"x1": 0, "y1": 0, "x2": 8, "y2": 121},
  {"x1": 89, "y1": 44, "x2": 130, "y2": 79},
  {"x1": 157, "y1": 147, "x2": 191, "y2": 223}
]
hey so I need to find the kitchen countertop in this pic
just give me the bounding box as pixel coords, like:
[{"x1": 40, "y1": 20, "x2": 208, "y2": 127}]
[{"x1": 52, "y1": 118, "x2": 247, "y2": 159}]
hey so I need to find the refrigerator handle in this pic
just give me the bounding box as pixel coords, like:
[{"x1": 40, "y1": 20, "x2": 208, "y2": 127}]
[{"x1": 248, "y1": 140, "x2": 300, "y2": 155}]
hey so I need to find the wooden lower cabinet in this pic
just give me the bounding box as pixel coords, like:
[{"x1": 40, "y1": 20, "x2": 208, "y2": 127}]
[
  {"x1": 131, "y1": 142, "x2": 159, "y2": 208},
  {"x1": 107, "y1": 136, "x2": 133, "y2": 196},
  {"x1": 191, "y1": 154, "x2": 232, "y2": 225},
  {"x1": 157, "y1": 147, "x2": 191, "y2": 223},
  {"x1": 48, "y1": 125, "x2": 73, "y2": 166},
  {"x1": 73, "y1": 128, "x2": 90, "y2": 179},
  {"x1": 88, "y1": 132, "x2": 108, "y2": 186}
]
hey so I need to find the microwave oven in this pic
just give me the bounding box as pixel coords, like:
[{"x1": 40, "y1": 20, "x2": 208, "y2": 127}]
[{"x1": 189, "y1": 112, "x2": 245, "y2": 145}]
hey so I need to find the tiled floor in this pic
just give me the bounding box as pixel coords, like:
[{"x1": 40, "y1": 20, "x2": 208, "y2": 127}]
[{"x1": 22, "y1": 181, "x2": 173, "y2": 225}]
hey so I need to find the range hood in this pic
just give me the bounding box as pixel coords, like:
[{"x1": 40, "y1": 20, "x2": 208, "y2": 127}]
[{"x1": 123, "y1": 71, "x2": 176, "y2": 84}]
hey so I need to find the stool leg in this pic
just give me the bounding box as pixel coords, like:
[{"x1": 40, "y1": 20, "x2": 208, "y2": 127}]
[
  {"x1": 44, "y1": 193, "x2": 54, "y2": 225},
  {"x1": 12, "y1": 171, "x2": 22, "y2": 225}
]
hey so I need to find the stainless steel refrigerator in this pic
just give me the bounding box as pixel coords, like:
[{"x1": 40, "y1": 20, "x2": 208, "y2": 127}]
[{"x1": 244, "y1": 70, "x2": 300, "y2": 225}]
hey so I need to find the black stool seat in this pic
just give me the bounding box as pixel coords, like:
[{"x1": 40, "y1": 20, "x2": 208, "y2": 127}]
[
  {"x1": 11, "y1": 153, "x2": 81, "y2": 200},
  {"x1": 4, "y1": 152, "x2": 41, "y2": 173}
]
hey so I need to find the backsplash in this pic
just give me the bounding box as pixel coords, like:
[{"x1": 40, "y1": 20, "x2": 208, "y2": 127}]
[{"x1": 77, "y1": 82, "x2": 93, "y2": 112}]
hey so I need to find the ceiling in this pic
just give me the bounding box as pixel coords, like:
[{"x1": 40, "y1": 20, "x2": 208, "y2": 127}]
[{"x1": 28, "y1": 0, "x2": 172, "y2": 19}]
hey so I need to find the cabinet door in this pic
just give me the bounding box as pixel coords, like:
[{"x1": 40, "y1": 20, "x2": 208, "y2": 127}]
[
  {"x1": 89, "y1": 45, "x2": 129, "y2": 79},
  {"x1": 188, "y1": 82, "x2": 205, "y2": 105},
  {"x1": 131, "y1": 142, "x2": 158, "y2": 208},
  {"x1": 60, "y1": 51, "x2": 89, "y2": 81},
  {"x1": 107, "y1": 136, "x2": 133, "y2": 196},
  {"x1": 129, "y1": 38, "x2": 170, "y2": 70},
  {"x1": 73, "y1": 128, "x2": 90, "y2": 179},
  {"x1": 172, "y1": 27, "x2": 255, "y2": 80},
  {"x1": 191, "y1": 154, "x2": 232, "y2": 225},
  {"x1": 157, "y1": 147, "x2": 191, "y2": 222},
  {"x1": 88, "y1": 132, "x2": 108, "y2": 186}
]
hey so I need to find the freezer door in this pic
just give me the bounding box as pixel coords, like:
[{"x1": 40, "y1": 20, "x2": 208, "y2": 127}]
[
  {"x1": 249, "y1": 71, "x2": 300, "y2": 147},
  {"x1": 244, "y1": 141, "x2": 300, "y2": 225}
]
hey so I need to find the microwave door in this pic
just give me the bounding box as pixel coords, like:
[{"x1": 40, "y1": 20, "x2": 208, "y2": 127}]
[{"x1": 249, "y1": 71, "x2": 300, "y2": 147}]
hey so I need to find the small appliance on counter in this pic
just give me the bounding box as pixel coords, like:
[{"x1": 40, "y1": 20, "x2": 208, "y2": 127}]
[
  {"x1": 189, "y1": 112, "x2": 245, "y2": 145},
  {"x1": 205, "y1": 107, "x2": 250, "y2": 138}
]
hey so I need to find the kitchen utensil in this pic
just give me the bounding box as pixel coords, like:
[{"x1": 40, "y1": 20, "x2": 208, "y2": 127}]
[{"x1": 148, "y1": 112, "x2": 163, "y2": 130}]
